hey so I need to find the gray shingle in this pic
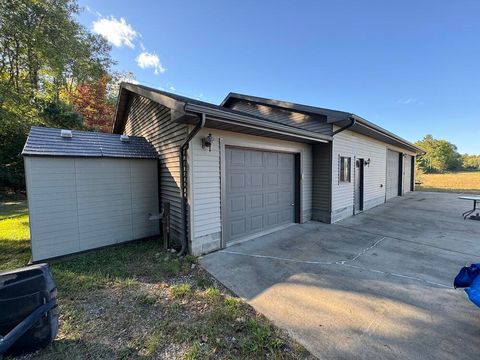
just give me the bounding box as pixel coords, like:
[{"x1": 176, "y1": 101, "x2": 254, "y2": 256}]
[{"x1": 22, "y1": 127, "x2": 158, "y2": 159}]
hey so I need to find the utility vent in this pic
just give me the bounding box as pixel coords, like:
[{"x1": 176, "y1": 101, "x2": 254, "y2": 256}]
[
  {"x1": 61, "y1": 130, "x2": 72, "y2": 138},
  {"x1": 120, "y1": 135, "x2": 129, "y2": 142}
]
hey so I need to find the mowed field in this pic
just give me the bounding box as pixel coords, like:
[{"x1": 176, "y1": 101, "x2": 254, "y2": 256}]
[{"x1": 417, "y1": 171, "x2": 480, "y2": 194}]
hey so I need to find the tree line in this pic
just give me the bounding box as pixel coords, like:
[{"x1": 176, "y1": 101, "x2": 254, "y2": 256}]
[
  {"x1": 415, "y1": 135, "x2": 480, "y2": 173},
  {"x1": 0, "y1": 0, "x2": 131, "y2": 191}
]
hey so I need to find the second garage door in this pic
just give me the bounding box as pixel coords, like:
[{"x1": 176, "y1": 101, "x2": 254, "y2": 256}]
[
  {"x1": 225, "y1": 147, "x2": 295, "y2": 244},
  {"x1": 386, "y1": 149, "x2": 400, "y2": 200},
  {"x1": 403, "y1": 155, "x2": 413, "y2": 194}
]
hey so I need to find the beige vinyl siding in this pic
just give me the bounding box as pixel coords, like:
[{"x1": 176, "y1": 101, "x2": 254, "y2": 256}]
[
  {"x1": 122, "y1": 94, "x2": 187, "y2": 243},
  {"x1": 25, "y1": 157, "x2": 159, "y2": 261},
  {"x1": 227, "y1": 99, "x2": 332, "y2": 136},
  {"x1": 331, "y1": 128, "x2": 417, "y2": 222},
  {"x1": 189, "y1": 127, "x2": 313, "y2": 255},
  {"x1": 331, "y1": 129, "x2": 387, "y2": 221}
]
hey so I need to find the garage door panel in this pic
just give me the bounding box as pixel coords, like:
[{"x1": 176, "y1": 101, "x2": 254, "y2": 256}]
[
  {"x1": 386, "y1": 150, "x2": 400, "y2": 200},
  {"x1": 266, "y1": 192, "x2": 279, "y2": 206},
  {"x1": 230, "y1": 196, "x2": 246, "y2": 212},
  {"x1": 403, "y1": 155, "x2": 412, "y2": 194},
  {"x1": 230, "y1": 173, "x2": 246, "y2": 189},
  {"x1": 230, "y1": 149, "x2": 246, "y2": 166},
  {"x1": 279, "y1": 153, "x2": 294, "y2": 168},
  {"x1": 267, "y1": 173, "x2": 279, "y2": 186},
  {"x1": 230, "y1": 219, "x2": 247, "y2": 237},
  {"x1": 280, "y1": 191, "x2": 293, "y2": 204},
  {"x1": 266, "y1": 153, "x2": 279, "y2": 168},
  {"x1": 225, "y1": 147, "x2": 295, "y2": 243},
  {"x1": 251, "y1": 215, "x2": 263, "y2": 230},
  {"x1": 251, "y1": 173, "x2": 263, "y2": 187},
  {"x1": 250, "y1": 151, "x2": 264, "y2": 167},
  {"x1": 280, "y1": 208, "x2": 293, "y2": 222},
  {"x1": 250, "y1": 194, "x2": 264, "y2": 209}
]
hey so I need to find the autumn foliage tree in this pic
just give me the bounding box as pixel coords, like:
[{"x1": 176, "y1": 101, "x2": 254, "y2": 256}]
[
  {"x1": 69, "y1": 75, "x2": 116, "y2": 132},
  {"x1": 0, "y1": 0, "x2": 114, "y2": 190}
]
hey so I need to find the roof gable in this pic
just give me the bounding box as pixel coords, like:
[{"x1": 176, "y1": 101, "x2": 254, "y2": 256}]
[
  {"x1": 112, "y1": 83, "x2": 332, "y2": 144},
  {"x1": 221, "y1": 92, "x2": 424, "y2": 154}
]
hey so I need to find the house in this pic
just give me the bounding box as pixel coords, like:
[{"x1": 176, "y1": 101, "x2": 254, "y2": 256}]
[
  {"x1": 112, "y1": 83, "x2": 423, "y2": 256},
  {"x1": 23, "y1": 83, "x2": 423, "y2": 261}
]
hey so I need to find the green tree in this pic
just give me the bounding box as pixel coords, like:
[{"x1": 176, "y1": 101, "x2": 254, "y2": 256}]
[
  {"x1": 462, "y1": 154, "x2": 480, "y2": 170},
  {"x1": 415, "y1": 135, "x2": 462, "y2": 173},
  {"x1": 0, "y1": 0, "x2": 114, "y2": 190}
]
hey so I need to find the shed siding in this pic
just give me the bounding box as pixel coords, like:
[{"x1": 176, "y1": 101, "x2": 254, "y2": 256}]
[
  {"x1": 25, "y1": 157, "x2": 80, "y2": 260},
  {"x1": 25, "y1": 157, "x2": 159, "y2": 261},
  {"x1": 122, "y1": 94, "x2": 187, "y2": 243},
  {"x1": 189, "y1": 128, "x2": 313, "y2": 255},
  {"x1": 75, "y1": 159, "x2": 134, "y2": 250},
  {"x1": 226, "y1": 99, "x2": 333, "y2": 136},
  {"x1": 331, "y1": 128, "x2": 417, "y2": 222}
]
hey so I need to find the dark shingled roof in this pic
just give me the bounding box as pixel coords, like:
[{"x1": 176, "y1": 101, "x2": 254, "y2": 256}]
[{"x1": 22, "y1": 126, "x2": 158, "y2": 159}]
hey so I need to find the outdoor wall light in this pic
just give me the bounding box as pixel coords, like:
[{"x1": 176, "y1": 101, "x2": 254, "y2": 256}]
[
  {"x1": 202, "y1": 133, "x2": 214, "y2": 152},
  {"x1": 365, "y1": 158, "x2": 371, "y2": 166}
]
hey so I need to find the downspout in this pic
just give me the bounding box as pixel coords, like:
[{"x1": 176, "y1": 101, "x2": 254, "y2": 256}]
[
  {"x1": 178, "y1": 112, "x2": 206, "y2": 256},
  {"x1": 332, "y1": 116, "x2": 356, "y2": 136}
]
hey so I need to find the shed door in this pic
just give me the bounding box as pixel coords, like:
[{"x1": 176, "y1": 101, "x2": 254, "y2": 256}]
[
  {"x1": 225, "y1": 147, "x2": 295, "y2": 244},
  {"x1": 386, "y1": 150, "x2": 400, "y2": 200},
  {"x1": 403, "y1": 155, "x2": 412, "y2": 194}
]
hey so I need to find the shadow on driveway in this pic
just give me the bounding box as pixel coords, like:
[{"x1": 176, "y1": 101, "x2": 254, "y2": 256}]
[{"x1": 201, "y1": 192, "x2": 480, "y2": 360}]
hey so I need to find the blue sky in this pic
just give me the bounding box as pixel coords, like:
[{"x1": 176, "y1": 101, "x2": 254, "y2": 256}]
[{"x1": 77, "y1": 1, "x2": 480, "y2": 154}]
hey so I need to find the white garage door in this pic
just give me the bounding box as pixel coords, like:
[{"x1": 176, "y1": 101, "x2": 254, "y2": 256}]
[
  {"x1": 403, "y1": 155, "x2": 412, "y2": 194},
  {"x1": 25, "y1": 157, "x2": 159, "y2": 261},
  {"x1": 386, "y1": 150, "x2": 400, "y2": 200},
  {"x1": 225, "y1": 147, "x2": 295, "y2": 244}
]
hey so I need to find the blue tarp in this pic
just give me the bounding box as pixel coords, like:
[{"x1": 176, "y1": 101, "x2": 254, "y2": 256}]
[{"x1": 454, "y1": 263, "x2": 480, "y2": 307}]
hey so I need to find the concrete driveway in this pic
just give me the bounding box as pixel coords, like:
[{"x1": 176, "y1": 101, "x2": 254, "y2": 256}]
[{"x1": 200, "y1": 192, "x2": 480, "y2": 360}]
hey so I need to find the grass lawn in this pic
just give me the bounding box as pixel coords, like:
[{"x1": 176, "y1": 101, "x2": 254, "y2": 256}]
[
  {"x1": 0, "y1": 200, "x2": 311, "y2": 359},
  {"x1": 417, "y1": 171, "x2": 480, "y2": 194}
]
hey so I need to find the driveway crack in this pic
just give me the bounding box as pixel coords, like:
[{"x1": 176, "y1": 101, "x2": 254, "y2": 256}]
[{"x1": 336, "y1": 237, "x2": 386, "y2": 265}]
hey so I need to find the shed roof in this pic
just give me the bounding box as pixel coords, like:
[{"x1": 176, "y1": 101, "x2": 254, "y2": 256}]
[{"x1": 22, "y1": 126, "x2": 158, "y2": 159}]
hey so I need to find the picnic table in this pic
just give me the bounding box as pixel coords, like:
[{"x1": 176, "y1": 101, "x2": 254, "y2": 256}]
[{"x1": 458, "y1": 196, "x2": 480, "y2": 219}]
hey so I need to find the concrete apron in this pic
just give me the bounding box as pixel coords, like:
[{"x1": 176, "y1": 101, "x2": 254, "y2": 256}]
[{"x1": 200, "y1": 192, "x2": 480, "y2": 360}]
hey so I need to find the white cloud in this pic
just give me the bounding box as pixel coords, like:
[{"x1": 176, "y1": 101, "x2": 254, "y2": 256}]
[
  {"x1": 397, "y1": 98, "x2": 417, "y2": 105},
  {"x1": 93, "y1": 16, "x2": 138, "y2": 48},
  {"x1": 136, "y1": 52, "x2": 166, "y2": 74}
]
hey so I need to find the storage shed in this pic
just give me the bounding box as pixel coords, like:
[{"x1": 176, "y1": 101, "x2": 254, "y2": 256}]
[{"x1": 22, "y1": 127, "x2": 160, "y2": 261}]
